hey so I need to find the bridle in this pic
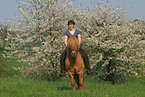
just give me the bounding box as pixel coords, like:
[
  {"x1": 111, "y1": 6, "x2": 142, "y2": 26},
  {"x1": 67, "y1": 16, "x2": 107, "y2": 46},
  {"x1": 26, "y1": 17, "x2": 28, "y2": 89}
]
[
  {"x1": 69, "y1": 48, "x2": 79, "y2": 57},
  {"x1": 71, "y1": 48, "x2": 79, "y2": 53}
]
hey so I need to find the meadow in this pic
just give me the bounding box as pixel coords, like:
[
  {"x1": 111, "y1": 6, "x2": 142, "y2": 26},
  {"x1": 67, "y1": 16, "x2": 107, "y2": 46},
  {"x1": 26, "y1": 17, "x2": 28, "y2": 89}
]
[
  {"x1": 0, "y1": 76, "x2": 145, "y2": 97},
  {"x1": 0, "y1": 48, "x2": 145, "y2": 97}
]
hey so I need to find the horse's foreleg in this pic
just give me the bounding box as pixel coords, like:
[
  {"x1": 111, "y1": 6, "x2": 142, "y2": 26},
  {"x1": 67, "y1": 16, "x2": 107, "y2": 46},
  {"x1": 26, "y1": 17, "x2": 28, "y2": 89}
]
[
  {"x1": 74, "y1": 74, "x2": 79, "y2": 88},
  {"x1": 68, "y1": 71, "x2": 75, "y2": 91},
  {"x1": 79, "y1": 71, "x2": 83, "y2": 90}
]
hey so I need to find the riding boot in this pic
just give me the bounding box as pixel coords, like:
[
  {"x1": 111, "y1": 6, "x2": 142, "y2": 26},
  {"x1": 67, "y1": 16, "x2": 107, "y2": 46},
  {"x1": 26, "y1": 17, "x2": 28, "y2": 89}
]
[
  {"x1": 79, "y1": 47, "x2": 92, "y2": 75},
  {"x1": 60, "y1": 48, "x2": 67, "y2": 77}
]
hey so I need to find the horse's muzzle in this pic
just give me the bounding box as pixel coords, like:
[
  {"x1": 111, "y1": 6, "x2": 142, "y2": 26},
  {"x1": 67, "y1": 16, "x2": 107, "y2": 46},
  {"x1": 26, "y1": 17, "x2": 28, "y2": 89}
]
[{"x1": 71, "y1": 52, "x2": 77, "y2": 57}]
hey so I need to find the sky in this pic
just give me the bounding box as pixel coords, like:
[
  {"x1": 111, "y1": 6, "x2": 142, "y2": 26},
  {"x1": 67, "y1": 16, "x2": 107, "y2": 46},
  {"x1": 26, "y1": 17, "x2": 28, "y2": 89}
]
[{"x1": 0, "y1": 0, "x2": 145, "y2": 23}]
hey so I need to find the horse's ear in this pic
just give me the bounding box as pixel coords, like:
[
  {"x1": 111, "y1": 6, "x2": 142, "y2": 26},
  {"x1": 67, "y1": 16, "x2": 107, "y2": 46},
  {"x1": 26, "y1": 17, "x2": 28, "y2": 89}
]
[
  {"x1": 75, "y1": 35, "x2": 78, "y2": 39},
  {"x1": 68, "y1": 35, "x2": 70, "y2": 39}
]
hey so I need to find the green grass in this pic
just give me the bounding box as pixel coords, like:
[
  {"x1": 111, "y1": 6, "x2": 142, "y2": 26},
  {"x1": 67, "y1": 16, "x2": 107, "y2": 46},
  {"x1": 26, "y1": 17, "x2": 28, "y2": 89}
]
[
  {"x1": 0, "y1": 49, "x2": 19, "y2": 77},
  {"x1": 0, "y1": 39, "x2": 145, "y2": 97},
  {"x1": 0, "y1": 76, "x2": 145, "y2": 97}
]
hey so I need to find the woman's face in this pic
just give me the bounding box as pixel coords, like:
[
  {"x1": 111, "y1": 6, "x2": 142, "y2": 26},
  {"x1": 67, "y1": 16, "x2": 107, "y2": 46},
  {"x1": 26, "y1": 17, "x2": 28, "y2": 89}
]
[{"x1": 68, "y1": 23, "x2": 74, "y2": 30}]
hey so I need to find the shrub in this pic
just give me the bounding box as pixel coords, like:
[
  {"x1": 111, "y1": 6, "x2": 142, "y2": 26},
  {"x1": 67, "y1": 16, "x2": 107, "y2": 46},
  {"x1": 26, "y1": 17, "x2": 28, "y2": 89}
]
[
  {"x1": 74, "y1": 1, "x2": 145, "y2": 84},
  {"x1": 4, "y1": 0, "x2": 72, "y2": 81}
]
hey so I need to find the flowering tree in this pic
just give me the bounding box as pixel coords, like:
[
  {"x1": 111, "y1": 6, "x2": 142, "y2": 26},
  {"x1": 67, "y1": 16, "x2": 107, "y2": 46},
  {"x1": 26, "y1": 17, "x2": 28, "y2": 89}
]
[
  {"x1": 74, "y1": 2, "x2": 145, "y2": 83},
  {"x1": 4, "y1": 0, "x2": 73, "y2": 80}
]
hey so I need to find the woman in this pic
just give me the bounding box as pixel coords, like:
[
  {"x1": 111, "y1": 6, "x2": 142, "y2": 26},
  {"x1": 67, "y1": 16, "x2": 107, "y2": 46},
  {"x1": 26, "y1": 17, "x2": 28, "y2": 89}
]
[{"x1": 60, "y1": 20, "x2": 92, "y2": 77}]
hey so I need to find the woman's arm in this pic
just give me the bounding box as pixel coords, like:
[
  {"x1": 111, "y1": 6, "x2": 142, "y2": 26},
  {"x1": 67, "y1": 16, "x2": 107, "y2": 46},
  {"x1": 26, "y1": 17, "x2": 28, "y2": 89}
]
[
  {"x1": 65, "y1": 35, "x2": 68, "y2": 46},
  {"x1": 78, "y1": 34, "x2": 81, "y2": 45}
]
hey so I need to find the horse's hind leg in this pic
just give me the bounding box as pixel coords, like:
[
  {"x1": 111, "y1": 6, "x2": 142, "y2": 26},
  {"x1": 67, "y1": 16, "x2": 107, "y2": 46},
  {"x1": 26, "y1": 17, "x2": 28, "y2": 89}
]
[{"x1": 74, "y1": 74, "x2": 79, "y2": 89}]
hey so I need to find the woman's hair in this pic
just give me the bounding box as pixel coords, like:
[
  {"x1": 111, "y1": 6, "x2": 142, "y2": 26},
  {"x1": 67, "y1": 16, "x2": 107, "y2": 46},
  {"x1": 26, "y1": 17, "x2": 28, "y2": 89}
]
[{"x1": 68, "y1": 20, "x2": 75, "y2": 26}]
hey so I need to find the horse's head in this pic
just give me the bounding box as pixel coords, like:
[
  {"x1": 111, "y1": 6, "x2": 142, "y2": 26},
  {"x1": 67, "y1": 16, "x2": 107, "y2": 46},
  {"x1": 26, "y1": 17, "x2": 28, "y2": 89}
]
[{"x1": 67, "y1": 35, "x2": 79, "y2": 57}]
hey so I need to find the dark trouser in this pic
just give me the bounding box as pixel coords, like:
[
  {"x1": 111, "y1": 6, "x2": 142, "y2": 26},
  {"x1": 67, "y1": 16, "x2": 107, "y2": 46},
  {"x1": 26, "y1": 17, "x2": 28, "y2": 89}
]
[{"x1": 60, "y1": 47, "x2": 92, "y2": 76}]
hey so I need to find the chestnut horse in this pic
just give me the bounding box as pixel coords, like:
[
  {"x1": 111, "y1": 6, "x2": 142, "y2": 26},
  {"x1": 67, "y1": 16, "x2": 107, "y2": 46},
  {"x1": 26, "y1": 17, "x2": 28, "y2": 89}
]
[{"x1": 65, "y1": 35, "x2": 85, "y2": 91}]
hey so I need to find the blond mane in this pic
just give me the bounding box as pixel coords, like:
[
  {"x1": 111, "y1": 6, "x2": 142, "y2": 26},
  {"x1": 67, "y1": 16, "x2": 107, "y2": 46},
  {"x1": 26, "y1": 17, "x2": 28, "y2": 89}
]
[{"x1": 67, "y1": 35, "x2": 79, "y2": 48}]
